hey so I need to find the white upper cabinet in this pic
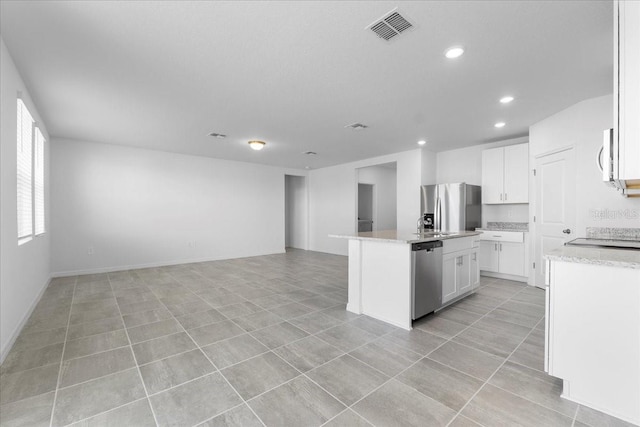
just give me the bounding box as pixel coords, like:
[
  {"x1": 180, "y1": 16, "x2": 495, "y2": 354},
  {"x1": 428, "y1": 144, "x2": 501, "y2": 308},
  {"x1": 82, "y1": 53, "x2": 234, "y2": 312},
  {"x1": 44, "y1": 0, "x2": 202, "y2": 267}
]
[
  {"x1": 615, "y1": 0, "x2": 640, "y2": 186},
  {"x1": 481, "y1": 143, "x2": 529, "y2": 204}
]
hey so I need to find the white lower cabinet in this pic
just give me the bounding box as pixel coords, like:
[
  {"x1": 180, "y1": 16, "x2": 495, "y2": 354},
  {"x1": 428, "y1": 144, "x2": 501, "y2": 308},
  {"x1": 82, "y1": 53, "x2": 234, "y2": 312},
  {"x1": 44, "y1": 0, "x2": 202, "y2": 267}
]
[
  {"x1": 442, "y1": 237, "x2": 479, "y2": 305},
  {"x1": 478, "y1": 231, "x2": 527, "y2": 280}
]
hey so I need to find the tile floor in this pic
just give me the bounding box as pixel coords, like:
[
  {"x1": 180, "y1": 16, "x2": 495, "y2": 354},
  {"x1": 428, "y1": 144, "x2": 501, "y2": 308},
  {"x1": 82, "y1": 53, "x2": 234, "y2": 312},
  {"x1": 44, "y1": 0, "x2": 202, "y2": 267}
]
[{"x1": 0, "y1": 249, "x2": 634, "y2": 427}]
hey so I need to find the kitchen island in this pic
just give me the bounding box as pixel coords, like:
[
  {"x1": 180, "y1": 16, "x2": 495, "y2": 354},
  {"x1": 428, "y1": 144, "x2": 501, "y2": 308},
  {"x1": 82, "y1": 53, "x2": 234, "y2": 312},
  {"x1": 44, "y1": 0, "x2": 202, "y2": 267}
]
[
  {"x1": 544, "y1": 246, "x2": 640, "y2": 425},
  {"x1": 331, "y1": 230, "x2": 481, "y2": 330}
]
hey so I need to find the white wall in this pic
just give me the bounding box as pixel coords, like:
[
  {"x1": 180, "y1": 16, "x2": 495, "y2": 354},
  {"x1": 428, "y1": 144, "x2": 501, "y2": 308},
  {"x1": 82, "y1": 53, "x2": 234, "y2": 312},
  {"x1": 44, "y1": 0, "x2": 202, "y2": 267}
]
[
  {"x1": 358, "y1": 164, "x2": 397, "y2": 231},
  {"x1": 421, "y1": 148, "x2": 437, "y2": 185},
  {"x1": 436, "y1": 136, "x2": 530, "y2": 226},
  {"x1": 0, "y1": 38, "x2": 51, "y2": 361},
  {"x1": 285, "y1": 175, "x2": 307, "y2": 249},
  {"x1": 51, "y1": 139, "x2": 296, "y2": 275},
  {"x1": 530, "y1": 94, "x2": 639, "y2": 234},
  {"x1": 309, "y1": 149, "x2": 422, "y2": 255}
]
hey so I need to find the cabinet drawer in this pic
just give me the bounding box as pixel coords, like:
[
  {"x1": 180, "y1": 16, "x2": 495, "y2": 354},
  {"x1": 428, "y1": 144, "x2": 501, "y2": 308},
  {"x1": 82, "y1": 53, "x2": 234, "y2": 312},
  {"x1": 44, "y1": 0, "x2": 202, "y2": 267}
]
[{"x1": 477, "y1": 230, "x2": 524, "y2": 243}]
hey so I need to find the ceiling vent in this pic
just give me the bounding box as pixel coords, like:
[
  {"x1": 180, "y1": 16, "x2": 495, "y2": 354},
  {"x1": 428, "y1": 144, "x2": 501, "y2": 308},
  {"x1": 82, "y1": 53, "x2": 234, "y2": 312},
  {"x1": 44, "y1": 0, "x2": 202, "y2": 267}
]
[
  {"x1": 208, "y1": 132, "x2": 227, "y2": 138},
  {"x1": 367, "y1": 8, "x2": 413, "y2": 41},
  {"x1": 345, "y1": 123, "x2": 369, "y2": 130}
]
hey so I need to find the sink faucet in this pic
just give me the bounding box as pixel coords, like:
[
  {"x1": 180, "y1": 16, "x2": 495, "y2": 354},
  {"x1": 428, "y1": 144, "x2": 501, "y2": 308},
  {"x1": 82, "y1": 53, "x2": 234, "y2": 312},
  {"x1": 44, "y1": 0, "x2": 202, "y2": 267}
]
[{"x1": 417, "y1": 217, "x2": 424, "y2": 233}]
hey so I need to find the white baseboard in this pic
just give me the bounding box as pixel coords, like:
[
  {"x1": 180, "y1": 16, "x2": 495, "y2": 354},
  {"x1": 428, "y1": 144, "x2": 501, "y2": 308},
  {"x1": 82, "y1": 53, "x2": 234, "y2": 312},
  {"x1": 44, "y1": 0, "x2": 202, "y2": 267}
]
[
  {"x1": 0, "y1": 276, "x2": 51, "y2": 364},
  {"x1": 51, "y1": 249, "x2": 287, "y2": 278},
  {"x1": 480, "y1": 271, "x2": 528, "y2": 283}
]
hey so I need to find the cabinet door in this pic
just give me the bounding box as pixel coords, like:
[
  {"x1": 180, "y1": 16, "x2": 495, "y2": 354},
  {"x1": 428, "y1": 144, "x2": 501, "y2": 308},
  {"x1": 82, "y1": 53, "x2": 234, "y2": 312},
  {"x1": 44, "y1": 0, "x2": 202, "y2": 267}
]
[
  {"x1": 442, "y1": 254, "x2": 458, "y2": 304},
  {"x1": 499, "y1": 242, "x2": 525, "y2": 276},
  {"x1": 457, "y1": 253, "x2": 472, "y2": 295},
  {"x1": 479, "y1": 241, "x2": 499, "y2": 272},
  {"x1": 470, "y1": 250, "x2": 480, "y2": 289},
  {"x1": 504, "y1": 144, "x2": 529, "y2": 203},
  {"x1": 481, "y1": 148, "x2": 504, "y2": 204}
]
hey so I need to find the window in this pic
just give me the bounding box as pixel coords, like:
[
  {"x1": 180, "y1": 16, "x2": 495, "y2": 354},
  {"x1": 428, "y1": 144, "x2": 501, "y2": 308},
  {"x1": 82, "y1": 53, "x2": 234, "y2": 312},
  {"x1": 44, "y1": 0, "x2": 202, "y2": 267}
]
[{"x1": 16, "y1": 98, "x2": 46, "y2": 243}]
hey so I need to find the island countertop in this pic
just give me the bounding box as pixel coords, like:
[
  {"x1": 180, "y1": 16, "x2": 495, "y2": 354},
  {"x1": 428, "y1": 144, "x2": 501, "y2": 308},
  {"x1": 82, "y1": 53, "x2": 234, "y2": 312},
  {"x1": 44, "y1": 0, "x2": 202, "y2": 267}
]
[
  {"x1": 330, "y1": 229, "x2": 481, "y2": 244},
  {"x1": 545, "y1": 246, "x2": 640, "y2": 269}
]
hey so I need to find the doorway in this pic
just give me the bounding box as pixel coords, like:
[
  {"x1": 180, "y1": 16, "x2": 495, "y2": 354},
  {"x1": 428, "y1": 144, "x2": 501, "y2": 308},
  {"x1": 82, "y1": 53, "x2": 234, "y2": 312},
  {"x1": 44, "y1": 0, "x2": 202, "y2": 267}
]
[
  {"x1": 533, "y1": 148, "x2": 576, "y2": 288},
  {"x1": 356, "y1": 162, "x2": 397, "y2": 233},
  {"x1": 284, "y1": 175, "x2": 307, "y2": 250}
]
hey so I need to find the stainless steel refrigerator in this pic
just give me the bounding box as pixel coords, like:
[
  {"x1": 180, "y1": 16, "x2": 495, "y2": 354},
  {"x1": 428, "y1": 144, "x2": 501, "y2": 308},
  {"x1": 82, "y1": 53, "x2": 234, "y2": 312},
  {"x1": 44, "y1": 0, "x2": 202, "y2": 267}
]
[{"x1": 420, "y1": 183, "x2": 481, "y2": 232}]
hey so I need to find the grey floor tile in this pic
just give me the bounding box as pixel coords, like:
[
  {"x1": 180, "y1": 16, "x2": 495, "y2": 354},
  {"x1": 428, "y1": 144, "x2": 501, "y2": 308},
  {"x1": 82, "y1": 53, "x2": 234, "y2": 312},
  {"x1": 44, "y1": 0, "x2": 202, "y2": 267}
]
[
  {"x1": 268, "y1": 302, "x2": 315, "y2": 320},
  {"x1": 66, "y1": 316, "x2": 124, "y2": 341},
  {"x1": 66, "y1": 398, "x2": 156, "y2": 426},
  {"x1": 188, "y1": 320, "x2": 246, "y2": 347},
  {"x1": 453, "y1": 319, "x2": 530, "y2": 358},
  {"x1": 233, "y1": 310, "x2": 283, "y2": 332},
  {"x1": 428, "y1": 341, "x2": 504, "y2": 381},
  {"x1": 449, "y1": 294, "x2": 503, "y2": 315},
  {"x1": 250, "y1": 322, "x2": 309, "y2": 349},
  {"x1": 69, "y1": 305, "x2": 120, "y2": 325},
  {"x1": 353, "y1": 379, "x2": 456, "y2": 427},
  {"x1": 413, "y1": 314, "x2": 468, "y2": 339},
  {"x1": 198, "y1": 404, "x2": 263, "y2": 427},
  {"x1": 250, "y1": 294, "x2": 294, "y2": 310},
  {"x1": 221, "y1": 352, "x2": 299, "y2": 400},
  {"x1": 299, "y1": 296, "x2": 340, "y2": 310},
  {"x1": 274, "y1": 335, "x2": 343, "y2": 373},
  {"x1": 11, "y1": 327, "x2": 66, "y2": 352},
  {"x1": 122, "y1": 308, "x2": 173, "y2": 328},
  {"x1": 397, "y1": 358, "x2": 483, "y2": 411},
  {"x1": 140, "y1": 349, "x2": 215, "y2": 395},
  {"x1": 486, "y1": 300, "x2": 544, "y2": 328},
  {"x1": 118, "y1": 300, "x2": 164, "y2": 316},
  {"x1": 489, "y1": 361, "x2": 577, "y2": 417},
  {"x1": 382, "y1": 328, "x2": 446, "y2": 356},
  {"x1": 215, "y1": 302, "x2": 262, "y2": 319},
  {"x1": 349, "y1": 340, "x2": 418, "y2": 377},
  {"x1": 150, "y1": 373, "x2": 242, "y2": 427},
  {"x1": 289, "y1": 311, "x2": 344, "y2": 334},
  {"x1": 0, "y1": 391, "x2": 54, "y2": 427},
  {"x1": 164, "y1": 299, "x2": 214, "y2": 317},
  {"x1": 511, "y1": 286, "x2": 545, "y2": 306},
  {"x1": 475, "y1": 284, "x2": 522, "y2": 300},
  {"x1": 175, "y1": 309, "x2": 227, "y2": 330},
  {"x1": 324, "y1": 409, "x2": 373, "y2": 427},
  {"x1": 435, "y1": 306, "x2": 483, "y2": 326},
  {"x1": 321, "y1": 305, "x2": 361, "y2": 322},
  {"x1": 462, "y1": 384, "x2": 573, "y2": 427},
  {"x1": 448, "y1": 415, "x2": 483, "y2": 427},
  {"x1": 64, "y1": 329, "x2": 129, "y2": 360},
  {"x1": 349, "y1": 316, "x2": 399, "y2": 336},
  {"x1": 52, "y1": 368, "x2": 145, "y2": 427},
  {"x1": 0, "y1": 364, "x2": 59, "y2": 405},
  {"x1": 575, "y1": 404, "x2": 637, "y2": 427},
  {"x1": 307, "y1": 355, "x2": 388, "y2": 406},
  {"x1": 1, "y1": 342, "x2": 64, "y2": 375},
  {"x1": 201, "y1": 334, "x2": 269, "y2": 369},
  {"x1": 316, "y1": 324, "x2": 378, "y2": 353},
  {"x1": 132, "y1": 332, "x2": 196, "y2": 365},
  {"x1": 509, "y1": 328, "x2": 545, "y2": 371},
  {"x1": 127, "y1": 318, "x2": 182, "y2": 344},
  {"x1": 204, "y1": 294, "x2": 248, "y2": 309},
  {"x1": 249, "y1": 376, "x2": 345, "y2": 426},
  {"x1": 60, "y1": 346, "x2": 136, "y2": 388},
  {"x1": 280, "y1": 289, "x2": 319, "y2": 301}
]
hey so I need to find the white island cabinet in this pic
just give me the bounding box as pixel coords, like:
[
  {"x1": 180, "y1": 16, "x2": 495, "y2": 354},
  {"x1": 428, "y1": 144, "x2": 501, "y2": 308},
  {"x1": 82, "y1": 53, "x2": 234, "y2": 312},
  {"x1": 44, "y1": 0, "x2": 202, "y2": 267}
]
[
  {"x1": 545, "y1": 248, "x2": 640, "y2": 425},
  {"x1": 331, "y1": 230, "x2": 480, "y2": 330}
]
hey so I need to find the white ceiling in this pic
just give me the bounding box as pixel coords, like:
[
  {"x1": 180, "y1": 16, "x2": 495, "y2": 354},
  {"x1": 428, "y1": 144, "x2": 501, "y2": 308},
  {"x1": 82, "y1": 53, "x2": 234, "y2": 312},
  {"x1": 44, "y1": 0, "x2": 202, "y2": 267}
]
[{"x1": 1, "y1": 1, "x2": 612, "y2": 169}]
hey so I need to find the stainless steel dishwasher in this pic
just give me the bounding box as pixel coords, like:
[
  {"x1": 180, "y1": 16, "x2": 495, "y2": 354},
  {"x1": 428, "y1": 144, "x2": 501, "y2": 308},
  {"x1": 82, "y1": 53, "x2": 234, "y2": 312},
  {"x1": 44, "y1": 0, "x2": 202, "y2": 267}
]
[{"x1": 412, "y1": 240, "x2": 443, "y2": 320}]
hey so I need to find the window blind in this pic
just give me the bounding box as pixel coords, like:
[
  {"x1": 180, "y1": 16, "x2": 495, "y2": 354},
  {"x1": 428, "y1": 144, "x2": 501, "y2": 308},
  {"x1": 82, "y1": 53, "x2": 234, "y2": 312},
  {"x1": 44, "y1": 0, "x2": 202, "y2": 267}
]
[
  {"x1": 17, "y1": 99, "x2": 34, "y2": 240},
  {"x1": 34, "y1": 127, "x2": 45, "y2": 235}
]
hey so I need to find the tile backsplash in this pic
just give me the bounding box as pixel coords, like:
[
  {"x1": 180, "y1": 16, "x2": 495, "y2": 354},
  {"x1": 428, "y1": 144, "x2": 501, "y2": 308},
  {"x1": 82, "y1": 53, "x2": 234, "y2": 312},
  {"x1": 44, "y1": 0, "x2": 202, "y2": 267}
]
[{"x1": 586, "y1": 227, "x2": 640, "y2": 241}]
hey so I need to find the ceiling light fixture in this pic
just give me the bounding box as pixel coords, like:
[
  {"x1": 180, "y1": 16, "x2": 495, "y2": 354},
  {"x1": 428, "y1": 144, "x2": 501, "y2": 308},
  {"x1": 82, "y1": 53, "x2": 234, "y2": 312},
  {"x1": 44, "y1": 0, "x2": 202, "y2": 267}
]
[
  {"x1": 445, "y1": 46, "x2": 464, "y2": 59},
  {"x1": 494, "y1": 122, "x2": 506, "y2": 128},
  {"x1": 248, "y1": 140, "x2": 266, "y2": 150},
  {"x1": 417, "y1": 140, "x2": 427, "y2": 146},
  {"x1": 499, "y1": 96, "x2": 514, "y2": 104}
]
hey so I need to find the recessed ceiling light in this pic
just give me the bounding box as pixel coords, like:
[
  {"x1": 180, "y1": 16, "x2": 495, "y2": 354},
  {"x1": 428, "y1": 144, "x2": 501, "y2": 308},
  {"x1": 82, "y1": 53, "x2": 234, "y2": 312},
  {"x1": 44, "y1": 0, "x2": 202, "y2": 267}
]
[
  {"x1": 494, "y1": 122, "x2": 506, "y2": 128},
  {"x1": 417, "y1": 140, "x2": 427, "y2": 146},
  {"x1": 499, "y1": 96, "x2": 514, "y2": 104},
  {"x1": 248, "y1": 140, "x2": 266, "y2": 150},
  {"x1": 345, "y1": 123, "x2": 369, "y2": 130},
  {"x1": 208, "y1": 132, "x2": 227, "y2": 138},
  {"x1": 445, "y1": 46, "x2": 464, "y2": 59},
  {"x1": 305, "y1": 166, "x2": 311, "y2": 170},
  {"x1": 303, "y1": 151, "x2": 317, "y2": 155}
]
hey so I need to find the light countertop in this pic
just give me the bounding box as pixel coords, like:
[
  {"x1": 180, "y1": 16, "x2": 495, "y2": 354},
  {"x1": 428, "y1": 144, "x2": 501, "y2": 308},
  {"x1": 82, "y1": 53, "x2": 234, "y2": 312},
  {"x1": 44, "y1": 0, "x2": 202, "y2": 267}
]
[
  {"x1": 545, "y1": 246, "x2": 640, "y2": 269},
  {"x1": 329, "y1": 230, "x2": 481, "y2": 244}
]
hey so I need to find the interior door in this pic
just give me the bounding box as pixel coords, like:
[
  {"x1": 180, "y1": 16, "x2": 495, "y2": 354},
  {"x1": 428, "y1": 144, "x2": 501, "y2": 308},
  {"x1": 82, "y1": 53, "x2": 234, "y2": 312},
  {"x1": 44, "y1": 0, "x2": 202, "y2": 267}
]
[{"x1": 534, "y1": 148, "x2": 576, "y2": 288}]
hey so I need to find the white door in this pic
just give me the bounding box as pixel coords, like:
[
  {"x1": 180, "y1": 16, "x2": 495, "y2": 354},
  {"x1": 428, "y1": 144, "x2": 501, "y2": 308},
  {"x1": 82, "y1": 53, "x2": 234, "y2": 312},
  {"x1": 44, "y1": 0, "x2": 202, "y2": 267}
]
[
  {"x1": 482, "y1": 148, "x2": 504, "y2": 204},
  {"x1": 479, "y1": 241, "x2": 499, "y2": 272},
  {"x1": 457, "y1": 253, "x2": 472, "y2": 295},
  {"x1": 470, "y1": 250, "x2": 480, "y2": 289},
  {"x1": 442, "y1": 254, "x2": 458, "y2": 304},
  {"x1": 534, "y1": 148, "x2": 576, "y2": 288},
  {"x1": 499, "y1": 242, "x2": 525, "y2": 277}
]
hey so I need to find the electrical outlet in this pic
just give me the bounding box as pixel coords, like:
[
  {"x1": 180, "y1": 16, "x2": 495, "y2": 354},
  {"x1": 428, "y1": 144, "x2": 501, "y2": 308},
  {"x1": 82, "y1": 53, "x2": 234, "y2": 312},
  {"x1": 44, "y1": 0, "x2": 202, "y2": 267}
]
[{"x1": 87, "y1": 246, "x2": 94, "y2": 255}]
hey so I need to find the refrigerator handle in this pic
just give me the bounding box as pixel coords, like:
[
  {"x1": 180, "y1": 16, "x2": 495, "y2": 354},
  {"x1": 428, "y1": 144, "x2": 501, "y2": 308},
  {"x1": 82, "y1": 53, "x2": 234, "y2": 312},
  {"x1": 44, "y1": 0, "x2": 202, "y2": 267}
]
[{"x1": 435, "y1": 197, "x2": 441, "y2": 231}]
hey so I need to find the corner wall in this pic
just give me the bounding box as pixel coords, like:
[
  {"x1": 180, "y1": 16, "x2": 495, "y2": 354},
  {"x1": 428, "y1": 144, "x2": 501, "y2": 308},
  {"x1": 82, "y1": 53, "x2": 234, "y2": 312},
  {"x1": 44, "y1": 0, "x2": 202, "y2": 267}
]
[
  {"x1": 50, "y1": 139, "x2": 296, "y2": 275},
  {"x1": 0, "y1": 38, "x2": 52, "y2": 361}
]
